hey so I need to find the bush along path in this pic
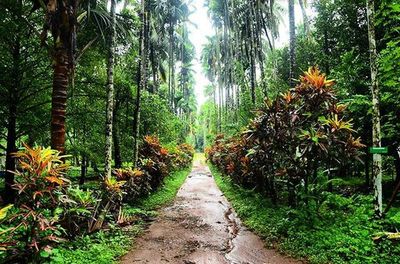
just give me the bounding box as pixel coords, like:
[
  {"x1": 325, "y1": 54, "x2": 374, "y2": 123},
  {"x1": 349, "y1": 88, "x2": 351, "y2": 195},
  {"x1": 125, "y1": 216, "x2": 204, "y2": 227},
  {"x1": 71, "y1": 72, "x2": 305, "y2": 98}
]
[
  {"x1": 0, "y1": 136, "x2": 195, "y2": 263},
  {"x1": 121, "y1": 154, "x2": 299, "y2": 264}
]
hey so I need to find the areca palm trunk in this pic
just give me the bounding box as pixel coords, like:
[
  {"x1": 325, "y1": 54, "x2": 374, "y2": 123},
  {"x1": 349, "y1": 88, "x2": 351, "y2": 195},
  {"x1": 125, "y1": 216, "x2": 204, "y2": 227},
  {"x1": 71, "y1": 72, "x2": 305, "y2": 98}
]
[
  {"x1": 248, "y1": 4, "x2": 257, "y2": 104},
  {"x1": 104, "y1": 0, "x2": 117, "y2": 178},
  {"x1": 133, "y1": 0, "x2": 149, "y2": 167},
  {"x1": 113, "y1": 98, "x2": 122, "y2": 169},
  {"x1": 366, "y1": 0, "x2": 382, "y2": 217},
  {"x1": 288, "y1": 0, "x2": 296, "y2": 87},
  {"x1": 168, "y1": 21, "x2": 175, "y2": 111}
]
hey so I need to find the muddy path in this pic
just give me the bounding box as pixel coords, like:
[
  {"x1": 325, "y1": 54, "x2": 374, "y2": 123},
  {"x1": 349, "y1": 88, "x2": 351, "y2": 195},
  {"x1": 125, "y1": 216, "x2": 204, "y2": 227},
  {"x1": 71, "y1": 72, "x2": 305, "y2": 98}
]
[{"x1": 121, "y1": 159, "x2": 300, "y2": 264}]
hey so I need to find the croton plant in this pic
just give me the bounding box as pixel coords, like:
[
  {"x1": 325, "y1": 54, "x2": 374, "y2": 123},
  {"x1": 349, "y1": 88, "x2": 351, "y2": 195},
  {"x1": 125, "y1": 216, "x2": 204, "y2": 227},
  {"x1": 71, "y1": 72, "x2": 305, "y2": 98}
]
[{"x1": 207, "y1": 67, "x2": 365, "y2": 205}]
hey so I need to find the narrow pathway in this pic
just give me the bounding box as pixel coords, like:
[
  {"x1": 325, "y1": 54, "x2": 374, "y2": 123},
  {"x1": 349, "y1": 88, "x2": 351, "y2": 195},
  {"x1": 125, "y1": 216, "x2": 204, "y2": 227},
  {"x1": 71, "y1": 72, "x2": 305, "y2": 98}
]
[{"x1": 121, "y1": 159, "x2": 299, "y2": 264}]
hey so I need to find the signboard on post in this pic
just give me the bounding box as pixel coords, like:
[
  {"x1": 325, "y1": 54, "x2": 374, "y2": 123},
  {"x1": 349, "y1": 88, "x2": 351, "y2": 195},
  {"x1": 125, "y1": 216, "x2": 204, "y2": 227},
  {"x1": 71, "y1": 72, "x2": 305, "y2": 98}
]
[{"x1": 369, "y1": 147, "x2": 388, "y2": 154}]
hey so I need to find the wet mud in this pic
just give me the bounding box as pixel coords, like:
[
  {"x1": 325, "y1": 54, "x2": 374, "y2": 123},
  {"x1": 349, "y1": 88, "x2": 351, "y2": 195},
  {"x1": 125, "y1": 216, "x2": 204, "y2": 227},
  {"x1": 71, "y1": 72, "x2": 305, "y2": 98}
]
[{"x1": 121, "y1": 160, "x2": 300, "y2": 264}]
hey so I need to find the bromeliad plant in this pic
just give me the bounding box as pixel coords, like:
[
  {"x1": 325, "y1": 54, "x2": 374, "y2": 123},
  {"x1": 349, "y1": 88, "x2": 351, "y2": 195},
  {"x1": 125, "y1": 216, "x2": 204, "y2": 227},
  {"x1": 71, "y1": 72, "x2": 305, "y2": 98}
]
[{"x1": 208, "y1": 67, "x2": 365, "y2": 206}]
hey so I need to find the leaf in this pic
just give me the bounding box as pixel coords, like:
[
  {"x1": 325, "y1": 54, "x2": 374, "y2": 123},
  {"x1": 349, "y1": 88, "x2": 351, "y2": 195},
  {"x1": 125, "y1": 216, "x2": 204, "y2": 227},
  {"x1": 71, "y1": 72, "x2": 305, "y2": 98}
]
[
  {"x1": 0, "y1": 205, "x2": 13, "y2": 221},
  {"x1": 45, "y1": 176, "x2": 64, "y2": 185}
]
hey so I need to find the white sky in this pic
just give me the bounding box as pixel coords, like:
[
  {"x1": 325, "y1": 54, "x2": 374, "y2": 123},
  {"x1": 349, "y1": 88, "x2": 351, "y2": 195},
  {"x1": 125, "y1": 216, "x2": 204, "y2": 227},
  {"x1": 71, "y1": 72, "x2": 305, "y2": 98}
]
[
  {"x1": 187, "y1": 0, "x2": 315, "y2": 108},
  {"x1": 187, "y1": 0, "x2": 213, "y2": 109}
]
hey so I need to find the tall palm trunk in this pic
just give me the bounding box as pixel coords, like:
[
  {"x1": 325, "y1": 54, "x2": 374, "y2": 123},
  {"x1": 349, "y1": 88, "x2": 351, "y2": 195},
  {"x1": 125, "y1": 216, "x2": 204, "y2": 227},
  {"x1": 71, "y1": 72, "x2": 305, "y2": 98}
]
[
  {"x1": 51, "y1": 48, "x2": 69, "y2": 153},
  {"x1": 104, "y1": 0, "x2": 117, "y2": 178},
  {"x1": 288, "y1": 0, "x2": 296, "y2": 87},
  {"x1": 255, "y1": 0, "x2": 267, "y2": 97},
  {"x1": 133, "y1": 0, "x2": 148, "y2": 167},
  {"x1": 168, "y1": 19, "x2": 175, "y2": 111},
  {"x1": 113, "y1": 98, "x2": 122, "y2": 168},
  {"x1": 366, "y1": 0, "x2": 382, "y2": 217},
  {"x1": 50, "y1": 0, "x2": 77, "y2": 153}
]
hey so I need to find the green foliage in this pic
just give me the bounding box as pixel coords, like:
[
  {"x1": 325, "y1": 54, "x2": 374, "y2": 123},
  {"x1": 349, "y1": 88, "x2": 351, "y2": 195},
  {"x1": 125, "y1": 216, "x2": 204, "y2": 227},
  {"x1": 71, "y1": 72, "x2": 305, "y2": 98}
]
[
  {"x1": 48, "y1": 230, "x2": 139, "y2": 264},
  {"x1": 0, "y1": 139, "x2": 194, "y2": 262},
  {"x1": 46, "y1": 166, "x2": 192, "y2": 264},
  {"x1": 140, "y1": 92, "x2": 185, "y2": 145},
  {"x1": 211, "y1": 165, "x2": 400, "y2": 264},
  {"x1": 207, "y1": 67, "x2": 365, "y2": 204},
  {"x1": 1, "y1": 145, "x2": 69, "y2": 260},
  {"x1": 138, "y1": 166, "x2": 191, "y2": 211}
]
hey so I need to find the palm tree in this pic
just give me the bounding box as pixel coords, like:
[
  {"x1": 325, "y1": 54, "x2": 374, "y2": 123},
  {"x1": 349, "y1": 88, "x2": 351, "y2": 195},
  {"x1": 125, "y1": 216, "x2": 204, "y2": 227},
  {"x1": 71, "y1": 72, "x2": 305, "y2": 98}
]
[
  {"x1": 366, "y1": 0, "x2": 382, "y2": 217},
  {"x1": 133, "y1": 0, "x2": 149, "y2": 167},
  {"x1": 288, "y1": 0, "x2": 296, "y2": 87},
  {"x1": 104, "y1": 0, "x2": 117, "y2": 178},
  {"x1": 43, "y1": 1, "x2": 78, "y2": 153}
]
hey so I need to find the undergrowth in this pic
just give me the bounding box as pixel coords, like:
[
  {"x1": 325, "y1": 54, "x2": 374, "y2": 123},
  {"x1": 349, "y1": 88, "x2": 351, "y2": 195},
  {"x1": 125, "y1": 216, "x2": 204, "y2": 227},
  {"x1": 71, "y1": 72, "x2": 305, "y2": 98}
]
[
  {"x1": 210, "y1": 164, "x2": 400, "y2": 264},
  {"x1": 48, "y1": 166, "x2": 191, "y2": 264}
]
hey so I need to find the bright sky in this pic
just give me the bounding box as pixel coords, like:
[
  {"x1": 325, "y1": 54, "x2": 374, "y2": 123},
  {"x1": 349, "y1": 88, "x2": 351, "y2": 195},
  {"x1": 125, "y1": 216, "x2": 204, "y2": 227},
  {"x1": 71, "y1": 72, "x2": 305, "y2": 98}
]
[
  {"x1": 187, "y1": 0, "x2": 315, "y2": 108},
  {"x1": 187, "y1": 0, "x2": 213, "y2": 108}
]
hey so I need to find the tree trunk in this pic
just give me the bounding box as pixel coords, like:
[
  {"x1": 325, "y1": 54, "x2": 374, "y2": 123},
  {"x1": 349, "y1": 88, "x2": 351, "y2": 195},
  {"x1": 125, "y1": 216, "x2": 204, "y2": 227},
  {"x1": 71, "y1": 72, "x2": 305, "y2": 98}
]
[
  {"x1": 150, "y1": 45, "x2": 157, "y2": 93},
  {"x1": 113, "y1": 99, "x2": 122, "y2": 169},
  {"x1": 3, "y1": 0, "x2": 23, "y2": 205},
  {"x1": 79, "y1": 154, "x2": 87, "y2": 185},
  {"x1": 366, "y1": 0, "x2": 382, "y2": 217},
  {"x1": 168, "y1": 19, "x2": 175, "y2": 111},
  {"x1": 4, "y1": 34, "x2": 20, "y2": 204},
  {"x1": 134, "y1": 0, "x2": 148, "y2": 167},
  {"x1": 288, "y1": 0, "x2": 296, "y2": 87},
  {"x1": 298, "y1": 0, "x2": 309, "y2": 35},
  {"x1": 50, "y1": 0, "x2": 77, "y2": 154},
  {"x1": 248, "y1": 4, "x2": 256, "y2": 104},
  {"x1": 104, "y1": 0, "x2": 117, "y2": 179},
  {"x1": 51, "y1": 50, "x2": 69, "y2": 153}
]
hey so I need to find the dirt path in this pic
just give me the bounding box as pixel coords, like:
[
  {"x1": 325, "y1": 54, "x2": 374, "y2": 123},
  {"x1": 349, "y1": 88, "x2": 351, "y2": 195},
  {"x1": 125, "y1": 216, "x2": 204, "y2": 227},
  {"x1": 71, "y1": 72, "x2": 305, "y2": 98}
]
[{"x1": 121, "y1": 159, "x2": 300, "y2": 264}]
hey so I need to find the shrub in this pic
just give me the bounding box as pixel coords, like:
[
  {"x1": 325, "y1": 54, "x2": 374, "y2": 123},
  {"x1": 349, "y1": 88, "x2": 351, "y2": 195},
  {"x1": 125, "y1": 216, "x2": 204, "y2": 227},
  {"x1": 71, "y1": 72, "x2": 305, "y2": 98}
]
[
  {"x1": 0, "y1": 145, "x2": 69, "y2": 261},
  {"x1": 208, "y1": 67, "x2": 365, "y2": 205},
  {"x1": 0, "y1": 139, "x2": 194, "y2": 262}
]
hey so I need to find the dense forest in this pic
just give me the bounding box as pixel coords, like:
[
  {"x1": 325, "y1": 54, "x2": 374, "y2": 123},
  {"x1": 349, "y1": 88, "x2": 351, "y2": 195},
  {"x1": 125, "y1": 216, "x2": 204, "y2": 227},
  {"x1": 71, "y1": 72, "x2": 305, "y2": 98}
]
[{"x1": 0, "y1": 0, "x2": 399, "y2": 263}]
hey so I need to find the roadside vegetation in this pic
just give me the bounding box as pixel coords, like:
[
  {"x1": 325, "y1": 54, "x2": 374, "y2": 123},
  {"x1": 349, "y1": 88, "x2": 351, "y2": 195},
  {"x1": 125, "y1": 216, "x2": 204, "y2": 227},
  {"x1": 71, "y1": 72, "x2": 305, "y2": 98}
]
[
  {"x1": 0, "y1": 140, "x2": 194, "y2": 263},
  {"x1": 1, "y1": 0, "x2": 399, "y2": 263}
]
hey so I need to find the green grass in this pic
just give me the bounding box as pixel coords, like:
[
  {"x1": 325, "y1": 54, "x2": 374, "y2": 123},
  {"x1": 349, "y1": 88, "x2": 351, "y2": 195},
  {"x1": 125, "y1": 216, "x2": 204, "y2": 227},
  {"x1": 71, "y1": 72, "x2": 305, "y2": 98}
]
[
  {"x1": 138, "y1": 166, "x2": 192, "y2": 211},
  {"x1": 210, "y1": 164, "x2": 400, "y2": 264},
  {"x1": 50, "y1": 166, "x2": 192, "y2": 264}
]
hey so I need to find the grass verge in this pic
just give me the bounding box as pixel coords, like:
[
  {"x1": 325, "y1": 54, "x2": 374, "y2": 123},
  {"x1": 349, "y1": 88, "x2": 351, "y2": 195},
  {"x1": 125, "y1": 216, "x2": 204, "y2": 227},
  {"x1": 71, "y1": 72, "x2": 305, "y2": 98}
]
[
  {"x1": 209, "y1": 164, "x2": 400, "y2": 264},
  {"x1": 50, "y1": 166, "x2": 192, "y2": 264}
]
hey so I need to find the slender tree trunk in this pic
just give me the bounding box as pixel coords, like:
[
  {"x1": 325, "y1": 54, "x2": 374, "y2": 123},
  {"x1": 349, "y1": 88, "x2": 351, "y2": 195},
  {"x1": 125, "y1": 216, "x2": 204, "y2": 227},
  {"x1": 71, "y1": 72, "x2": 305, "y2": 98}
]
[
  {"x1": 79, "y1": 154, "x2": 87, "y2": 185},
  {"x1": 104, "y1": 0, "x2": 117, "y2": 178},
  {"x1": 366, "y1": 0, "x2": 382, "y2": 217},
  {"x1": 298, "y1": 0, "x2": 309, "y2": 34},
  {"x1": 288, "y1": 0, "x2": 296, "y2": 87},
  {"x1": 217, "y1": 29, "x2": 223, "y2": 133},
  {"x1": 133, "y1": 0, "x2": 148, "y2": 167},
  {"x1": 150, "y1": 46, "x2": 157, "y2": 93},
  {"x1": 249, "y1": 4, "x2": 256, "y2": 104},
  {"x1": 4, "y1": 30, "x2": 20, "y2": 204},
  {"x1": 168, "y1": 21, "x2": 175, "y2": 111},
  {"x1": 255, "y1": 0, "x2": 267, "y2": 97},
  {"x1": 113, "y1": 99, "x2": 122, "y2": 169}
]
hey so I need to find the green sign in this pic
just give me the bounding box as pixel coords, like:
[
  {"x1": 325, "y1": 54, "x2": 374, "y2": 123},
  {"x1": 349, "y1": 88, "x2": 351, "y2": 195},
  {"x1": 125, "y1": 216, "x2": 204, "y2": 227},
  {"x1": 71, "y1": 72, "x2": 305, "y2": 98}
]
[{"x1": 369, "y1": 147, "x2": 388, "y2": 154}]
